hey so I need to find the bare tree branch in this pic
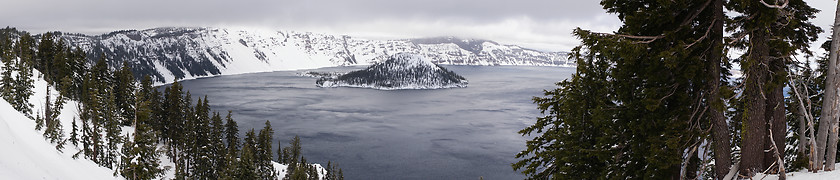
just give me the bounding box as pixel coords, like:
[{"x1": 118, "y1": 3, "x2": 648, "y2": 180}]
[
  {"x1": 768, "y1": 124, "x2": 787, "y2": 179},
  {"x1": 760, "y1": 0, "x2": 789, "y2": 9}
]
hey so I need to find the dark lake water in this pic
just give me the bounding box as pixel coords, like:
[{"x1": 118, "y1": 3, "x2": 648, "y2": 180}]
[{"x1": 172, "y1": 65, "x2": 575, "y2": 180}]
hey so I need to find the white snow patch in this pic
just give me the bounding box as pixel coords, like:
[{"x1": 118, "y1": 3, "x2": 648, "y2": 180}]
[
  {"x1": 0, "y1": 99, "x2": 117, "y2": 180},
  {"x1": 754, "y1": 165, "x2": 840, "y2": 180}
]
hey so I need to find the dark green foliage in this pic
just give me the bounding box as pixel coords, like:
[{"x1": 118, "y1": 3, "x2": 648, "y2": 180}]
[
  {"x1": 186, "y1": 96, "x2": 216, "y2": 179},
  {"x1": 224, "y1": 111, "x2": 239, "y2": 156},
  {"x1": 257, "y1": 121, "x2": 277, "y2": 179},
  {"x1": 43, "y1": 88, "x2": 67, "y2": 151},
  {"x1": 103, "y1": 90, "x2": 124, "y2": 169},
  {"x1": 209, "y1": 111, "x2": 227, "y2": 177},
  {"x1": 161, "y1": 81, "x2": 185, "y2": 171},
  {"x1": 513, "y1": 45, "x2": 613, "y2": 179},
  {"x1": 36, "y1": 32, "x2": 56, "y2": 81},
  {"x1": 70, "y1": 117, "x2": 79, "y2": 146},
  {"x1": 726, "y1": 0, "x2": 820, "y2": 175},
  {"x1": 0, "y1": 27, "x2": 14, "y2": 102},
  {"x1": 12, "y1": 34, "x2": 35, "y2": 115},
  {"x1": 289, "y1": 157, "x2": 320, "y2": 180},
  {"x1": 120, "y1": 88, "x2": 164, "y2": 180},
  {"x1": 119, "y1": 74, "x2": 164, "y2": 180},
  {"x1": 238, "y1": 129, "x2": 259, "y2": 179},
  {"x1": 514, "y1": 0, "x2": 728, "y2": 178},
  {"x1": 286, "y1": 135, "x2": 302, "y2": 174},
  {"x1": 115, "y1": 61, "x2": 136, "y2": 125},
  {"x1": 282, "y1": 135, "x2": 315, "y2": 179},
  {"x1": 323, "y1": 161, "x2": 344, "y2": 180}
]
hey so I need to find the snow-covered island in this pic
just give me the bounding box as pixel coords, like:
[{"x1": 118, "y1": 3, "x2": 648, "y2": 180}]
[{"x1": 315, "y1": 53, "x2": 468, "y2": 90}]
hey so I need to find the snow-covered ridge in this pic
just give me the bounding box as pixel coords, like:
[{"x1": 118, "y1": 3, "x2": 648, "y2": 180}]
[
  {"x1": 315, "y1": 53, "x2": 468, "y2": 90},
  {"x1": 0, "y1": 60, "x2": 325, "y2": 179},
  {"x1": 54, "y1": 27, "x2": 570, "y2": 83}
]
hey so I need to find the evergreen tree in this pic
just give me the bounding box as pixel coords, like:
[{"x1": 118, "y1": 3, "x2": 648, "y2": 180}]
[
  {"x1": 306, "y1": 164, "x2": 319, "y2": 180},
  {"x1": 12, "y1": 33, "x2": 35, "y2": 115},
  {"x1": 188, "y1": 96, "x2": 215, "y2": 179},
  {"x1": 221, "y1": 110, "x2": 240, "y2": 179},
  {"x1": 0, "y1": 28, "x2": 14, "y2": 102},
  {"x1": 727, "y1": 0, "x2": 821, "y2": 175},
  {"x1": 36, "y1": 32, "x2": 55, "y2": 81},
  {"x1": 68, "y1": 47, "x2": 87, "y2": 100},
  {"x1": 278, "y1": 140, "x2": 288, "y2": 164},
  {"x1": 81, "y1": 70, "x2": 104, "y2": 164},
  {"x1": 514, "y1": 0, "x2": 736, "y2": 178},
  {"x1": 103, "y1": 89, "x2": 124, "y2": 169},
  {"x1": 257, "y1": 120, "x2": 276, "y2": 179},
  {"x1": 220, "y1": 146, "x2": 241, "y2": 180},
  {"x1": 49, "y1": 39, "x2": 66, "y2": 84},
  {"x1": 114, "y1": 61, "x2": 136, "y2": 125},
  {"x1": 289, "y1": 157, "x2": 309, "y2": 180},
  {"x1": 70, "y1": 117, "x2": 79, "y2": 146},
  {"x1": 120, "y1": 87, "x2": 163, "y2": 180},
  {"x1": 224, "y1": 111, "x2": 240, "y2": 155},
  {"x1": 209, "y1": 111, "x2": 227, "y2": 177},
  {"x1": 175, "y1": 91, "x2": 194, "y2": 178},
  {"x1": 285, "y1": 135, "x2": 303, "y2": 178},
  {"x1": 161, "y1": 81, "x2": 185, "y2": 174},
  {"x1": 238, "y1": 129, "x2": 258, "y2": 179},
  {"x1": 43, "y1": 87, "x2": 67, "y2": 151}
]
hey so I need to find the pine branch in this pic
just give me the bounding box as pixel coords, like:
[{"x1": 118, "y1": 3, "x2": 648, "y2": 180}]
[
  {"x1": 589, "y1": 32, "x2": 665, "y2": 43},
  {"x1": 686, "y1": 19, "x2": 716, "y2": 49}
]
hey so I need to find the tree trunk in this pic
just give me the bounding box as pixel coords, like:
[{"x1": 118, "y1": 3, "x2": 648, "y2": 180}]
[
  {"x1": 819, "y1": 0, "x2": 840, "y2": 171},
  {"x1": 798, "y1": 100, "x2": 808, "y2": 155},
  {"x1": 828, "y1": 120, "x2": 839, "y2": 170},
  {"x1": 791, "y1": 74, "x2": 820, "y2": 172},
  {"x1": 764, "y1": 52, "x2": 787, "y2": 171},
  {"x1": 709, "y1": 0, "x2": 732, "y2": 178},
  {"x1": 45, "y1": 87, "x2": 51, "y2": 129},
  {"x1": 740, "y1": 28, "x2": 769, "y2": 177},
  {"x1": 764, "y1": 86, "x2": 784, "y2": 171}
]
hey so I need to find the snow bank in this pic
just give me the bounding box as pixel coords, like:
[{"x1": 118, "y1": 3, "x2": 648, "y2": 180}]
[
  {"x1": 754, "y1": 166, "x2": 840, "y2": 180},
  {"x1": 0, "y1": 98, "x2": 117, "y2": 180}
]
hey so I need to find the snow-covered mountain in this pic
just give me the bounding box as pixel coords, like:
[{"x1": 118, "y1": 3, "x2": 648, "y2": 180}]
[
  {"x1": 55, "y1": 27, "x2": 570, "y2": 83},
  {"x1": 315, "y1": 53, "x2": 468, "y2": 90}
]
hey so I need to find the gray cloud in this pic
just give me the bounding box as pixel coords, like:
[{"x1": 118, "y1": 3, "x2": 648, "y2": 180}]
[{"x1": 0, "y1": 0, "x2": 834, "y2": 52}]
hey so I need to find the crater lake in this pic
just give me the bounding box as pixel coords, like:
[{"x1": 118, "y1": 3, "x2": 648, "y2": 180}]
[{"x1": 168, "y1": 65, "x2": 574, "y2": 179}]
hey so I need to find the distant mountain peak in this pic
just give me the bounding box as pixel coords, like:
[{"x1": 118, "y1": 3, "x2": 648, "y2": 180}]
[{"x1": 52, "y1": 27, "x2": 571, "y2": 83}]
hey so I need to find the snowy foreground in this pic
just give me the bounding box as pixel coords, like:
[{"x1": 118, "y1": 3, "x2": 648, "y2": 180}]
[
  {"x1": 0, "y1": 69, "x2": 323, "y2": 179},
  {"x1": 0, "y1": 95, "x2": 115, "y2": 179},
  {"x1": 753, "y1": 167, "x2": 840, "y2": 180}
]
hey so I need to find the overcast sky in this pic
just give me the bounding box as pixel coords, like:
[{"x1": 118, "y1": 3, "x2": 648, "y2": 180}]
[{"x1": 0, "y1": 0, "x2": 836, "y2": 53}]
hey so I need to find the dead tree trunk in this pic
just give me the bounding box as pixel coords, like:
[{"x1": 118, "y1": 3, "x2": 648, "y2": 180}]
[
  {"x1": 790, "y1": 73, "x2": 820, "y2": 172},
  {"x1": 820, "y1": 1, "x2": 840, "y2": 171},
  {"x1": 797, "y1": 99, "x2": 808, "y2": 156},
  {"x1": 820, "y1": 0, "x2": 840, "y2": 171}
]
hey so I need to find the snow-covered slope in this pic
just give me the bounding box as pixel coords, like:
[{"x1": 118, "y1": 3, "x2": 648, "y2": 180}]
[
  {"x1": 0, "y1": 94, "x2": 115, "y2": 180},
  {"x1": 754, "y1": 166, "x2": 840, "y2": 180},
  {"x1": 55, "y1": 27, "x2": 570, "y2": 83},
  {"x1": 315, "y1": 53, "x2": 468, "y2": 90},
  {"x1": 1, "y1": 61, "x2": 322, "y2": 180}
]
